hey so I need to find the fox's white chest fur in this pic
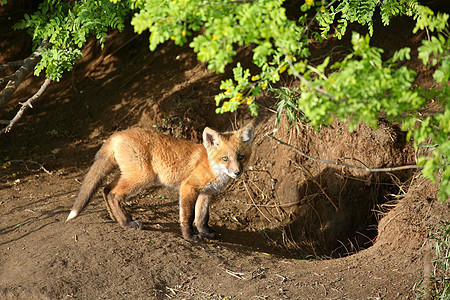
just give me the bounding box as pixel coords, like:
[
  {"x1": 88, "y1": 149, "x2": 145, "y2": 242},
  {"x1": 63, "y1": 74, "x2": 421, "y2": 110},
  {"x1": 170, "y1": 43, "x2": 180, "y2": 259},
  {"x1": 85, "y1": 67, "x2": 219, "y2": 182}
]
[{"x1": 201, "y1": 172, "x2": 232, "y2": 194}]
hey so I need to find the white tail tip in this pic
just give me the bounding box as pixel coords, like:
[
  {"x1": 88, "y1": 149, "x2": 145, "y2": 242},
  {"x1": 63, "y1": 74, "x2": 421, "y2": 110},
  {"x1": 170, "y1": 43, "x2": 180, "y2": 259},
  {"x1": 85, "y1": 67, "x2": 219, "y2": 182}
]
[{"x1": 66, "y1": 210, "x2": 78, "y2": 223}]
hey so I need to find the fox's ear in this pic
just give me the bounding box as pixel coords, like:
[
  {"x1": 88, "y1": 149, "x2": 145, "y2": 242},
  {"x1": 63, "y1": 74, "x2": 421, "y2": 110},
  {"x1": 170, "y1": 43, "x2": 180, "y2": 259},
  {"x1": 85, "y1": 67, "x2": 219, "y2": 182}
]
[
  {"x1": 203, "y1": 127, "x2": 221, "y2": 148},
  {"x1": 240, "y1": 124, "x2": 255, "y2": 144}
]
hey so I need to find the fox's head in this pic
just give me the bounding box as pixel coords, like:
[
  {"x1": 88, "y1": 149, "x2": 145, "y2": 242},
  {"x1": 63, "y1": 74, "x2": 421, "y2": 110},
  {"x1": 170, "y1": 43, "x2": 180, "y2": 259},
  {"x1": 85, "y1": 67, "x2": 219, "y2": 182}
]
[{"x1": 203, "y1": 124, "x2": 255, "y2": 179}]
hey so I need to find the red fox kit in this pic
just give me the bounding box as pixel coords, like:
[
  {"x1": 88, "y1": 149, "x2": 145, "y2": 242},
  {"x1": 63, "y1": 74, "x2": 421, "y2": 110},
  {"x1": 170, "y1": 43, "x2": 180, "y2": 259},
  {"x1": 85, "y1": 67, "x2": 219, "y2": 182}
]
[{"x1": 66, "y1": 124, "x2": 255, "y2": 241}]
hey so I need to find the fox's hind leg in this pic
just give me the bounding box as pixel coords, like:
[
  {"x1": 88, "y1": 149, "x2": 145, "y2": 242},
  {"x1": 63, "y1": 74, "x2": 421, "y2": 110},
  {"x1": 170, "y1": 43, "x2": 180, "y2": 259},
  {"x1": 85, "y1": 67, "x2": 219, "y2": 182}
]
[
  {"x1": 103, "y1": 176, "x2": 119, "y2": 222},
  {"x1": 106, "y1": 136, "x2": 156, "y2": 229},
  {"x1": 105, "y1": 176, "x2": 147, "y2": 230}
]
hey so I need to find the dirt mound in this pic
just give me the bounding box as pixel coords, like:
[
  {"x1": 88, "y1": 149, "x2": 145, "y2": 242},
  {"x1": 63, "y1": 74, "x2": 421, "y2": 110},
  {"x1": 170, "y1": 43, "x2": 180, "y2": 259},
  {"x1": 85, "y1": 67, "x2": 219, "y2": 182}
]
[
  {"x1": 1, "y1": 12, "x2": 449, "y2": 299},
  {"x1": 236, "y1": 117, "x2": 418, "y2": 257}
]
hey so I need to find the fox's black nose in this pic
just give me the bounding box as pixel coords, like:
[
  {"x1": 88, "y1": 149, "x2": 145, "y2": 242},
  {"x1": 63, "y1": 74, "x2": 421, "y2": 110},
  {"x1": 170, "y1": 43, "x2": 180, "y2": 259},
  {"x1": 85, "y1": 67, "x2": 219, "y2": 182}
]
[{"x1": 234, "y1": 171, "x2": 241, "y2": 177}]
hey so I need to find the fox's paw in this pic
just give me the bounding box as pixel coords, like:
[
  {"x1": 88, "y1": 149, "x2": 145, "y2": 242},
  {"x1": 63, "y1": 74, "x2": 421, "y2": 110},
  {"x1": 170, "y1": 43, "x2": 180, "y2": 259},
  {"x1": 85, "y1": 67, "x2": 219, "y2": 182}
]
[
  {"x1": 122, "y1": 220, "x2": 143, "y2": 230},
  {"x1": 182, "y1": 232, "x2": 204, "y2": 243},
  {"x1": 184, "y1": 231, "x2": 217, "y2": 242},
  {"x1": 192, "y1": 234, "x2": 204, "y2": 243},
  {"x1": 130, "y1": 220, "x2": 143, "y2": 229},
  {"x1": 200, "y1": 230, "x2": 217, "y2": 240}
]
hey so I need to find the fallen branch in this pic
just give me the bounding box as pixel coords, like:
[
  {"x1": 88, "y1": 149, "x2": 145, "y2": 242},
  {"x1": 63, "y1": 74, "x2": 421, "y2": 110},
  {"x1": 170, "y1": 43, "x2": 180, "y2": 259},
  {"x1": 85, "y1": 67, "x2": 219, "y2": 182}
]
[
  {"x1": 0, "y1": 38, "x2": 50, "y2": 108},
  {"x1": 266, "y1": 133, "x2": 423, "y2": 172},
  {"x1": 0, "y1": 78, "x2": 51, "y2": 134}
]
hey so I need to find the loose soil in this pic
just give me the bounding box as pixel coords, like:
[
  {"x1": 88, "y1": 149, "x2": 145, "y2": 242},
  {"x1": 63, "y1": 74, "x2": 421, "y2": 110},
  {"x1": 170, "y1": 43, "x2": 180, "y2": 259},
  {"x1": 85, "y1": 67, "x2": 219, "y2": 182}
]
[{"x1": 1, "y1": 6, "x2": 449, "y2": 300}]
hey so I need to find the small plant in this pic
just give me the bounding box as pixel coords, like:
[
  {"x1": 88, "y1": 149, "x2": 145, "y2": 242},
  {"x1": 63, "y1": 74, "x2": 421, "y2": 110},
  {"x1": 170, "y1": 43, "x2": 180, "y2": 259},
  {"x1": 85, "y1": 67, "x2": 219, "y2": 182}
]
[
  {"x1": 270, "y1": 86, "x2": 309, "y2": 129},
  {"x1": 415, "y1": 221, "x2": 450, "y2": 299}
]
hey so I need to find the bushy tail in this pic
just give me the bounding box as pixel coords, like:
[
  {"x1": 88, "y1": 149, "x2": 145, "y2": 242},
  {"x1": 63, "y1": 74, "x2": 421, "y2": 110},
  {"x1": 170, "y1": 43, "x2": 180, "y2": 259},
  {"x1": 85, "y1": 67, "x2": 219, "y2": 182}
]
[{"x1": 66, "y1": 148, "x2": 116, "y2": 222}]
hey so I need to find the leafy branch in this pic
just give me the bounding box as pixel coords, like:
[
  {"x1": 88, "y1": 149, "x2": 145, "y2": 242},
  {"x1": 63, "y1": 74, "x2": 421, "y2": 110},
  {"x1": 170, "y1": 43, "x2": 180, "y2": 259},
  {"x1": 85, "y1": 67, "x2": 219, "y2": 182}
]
[{"x1": 0, "y1": 0, "x2": 129, "y2": 133}]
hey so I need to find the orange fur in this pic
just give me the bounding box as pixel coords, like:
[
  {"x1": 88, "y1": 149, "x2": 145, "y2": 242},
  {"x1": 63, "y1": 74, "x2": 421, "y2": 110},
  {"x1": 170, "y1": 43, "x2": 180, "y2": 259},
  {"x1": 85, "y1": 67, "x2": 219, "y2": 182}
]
[{"x1": 66, "y1": 124, "x2": 254, "y2": 241}]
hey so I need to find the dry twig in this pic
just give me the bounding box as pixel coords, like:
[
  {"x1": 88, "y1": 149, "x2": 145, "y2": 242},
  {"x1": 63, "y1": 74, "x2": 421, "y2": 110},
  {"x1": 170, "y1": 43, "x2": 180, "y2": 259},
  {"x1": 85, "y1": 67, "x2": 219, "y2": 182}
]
[
  {"x1": 294, "y1": 163, "x2": 339, "y2": 212},
  {"x1": 243, "y1": 181, "x2": 272, "y2": 223},
  {"x1": 219, "y1": 267, "x2": 246, "y2": 280},
  {"x1": 9, "y1": 159, "x2": 52, "y2": 175},
  {"x1": 1, "y1": 78, "x2": 51, "y2": 134}
]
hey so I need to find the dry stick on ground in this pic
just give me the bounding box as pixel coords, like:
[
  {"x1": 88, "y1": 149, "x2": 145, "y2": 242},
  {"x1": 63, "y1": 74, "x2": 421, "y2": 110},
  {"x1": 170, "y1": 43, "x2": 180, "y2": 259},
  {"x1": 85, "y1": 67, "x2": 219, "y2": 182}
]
[
  {"x1": 266, "y1": 133, "x2": 423, "y2": 172},
  {"x1": 9, "y1": 159, "x2": 52, "y2": 175},
  {"x1": 0, "y1": 39, "x2": 50, "y2": 108},
  {"x1": 219, "y1": 266, "x2": 246, "y2": 280},
  {"x1": 0, "y1": 78, "x2": 51, "y2": 134}
]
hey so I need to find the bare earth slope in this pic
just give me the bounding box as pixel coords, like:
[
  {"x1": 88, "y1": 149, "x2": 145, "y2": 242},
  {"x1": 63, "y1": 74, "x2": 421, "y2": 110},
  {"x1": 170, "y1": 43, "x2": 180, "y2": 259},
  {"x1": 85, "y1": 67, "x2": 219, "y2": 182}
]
[{"x1": 1, "y1": 13, "x2": 449, "y2": 300}]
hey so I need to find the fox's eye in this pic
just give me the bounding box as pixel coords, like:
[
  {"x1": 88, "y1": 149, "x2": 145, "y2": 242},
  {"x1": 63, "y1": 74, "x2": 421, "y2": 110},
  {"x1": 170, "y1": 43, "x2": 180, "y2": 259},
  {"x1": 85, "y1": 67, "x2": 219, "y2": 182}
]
[
  {"x1": 222, "y1": 156, "x2": 229, "y2": 162},
  {"x1": 238, "y1": 154, "x2": 245, "y2": 161}
]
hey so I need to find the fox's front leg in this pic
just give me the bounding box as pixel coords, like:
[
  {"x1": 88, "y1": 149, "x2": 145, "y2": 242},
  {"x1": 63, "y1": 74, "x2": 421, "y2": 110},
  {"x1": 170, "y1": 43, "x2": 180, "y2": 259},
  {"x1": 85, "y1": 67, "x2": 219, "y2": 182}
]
[
  {"x1": 194, "y1": 193, "x2": 217, "y2": 239},
  {"x1": 179, "y1": 183, "x2": 203, "y2": 242}
]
